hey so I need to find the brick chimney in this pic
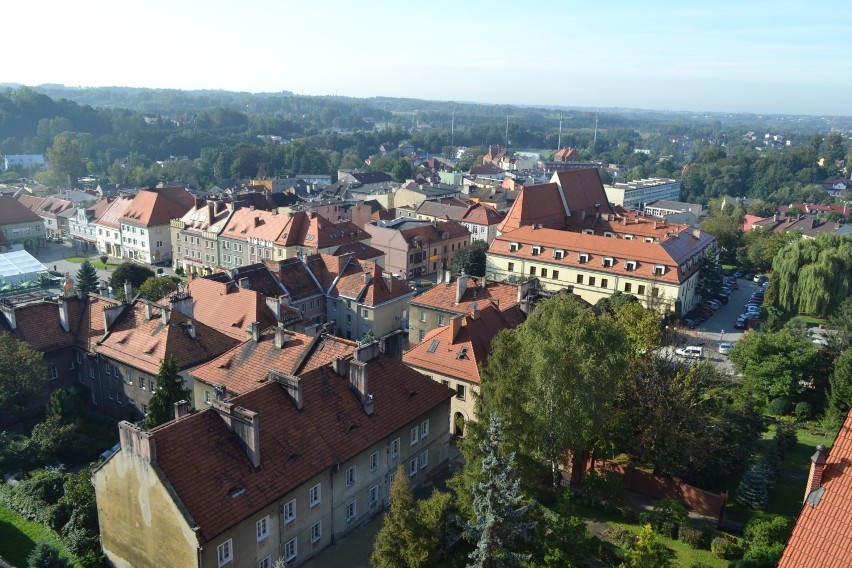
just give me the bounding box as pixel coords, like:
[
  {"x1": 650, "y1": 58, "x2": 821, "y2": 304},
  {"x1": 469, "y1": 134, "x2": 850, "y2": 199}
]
[
  {"x1": 173, "y1": 400, "x2": 191, "y2": 420},
  {"x1": 247, "y1": 321, "x2": 260, "y2": 342},
  {"x1": 118, "y1": 421, "x2": 156, "y2": 463},
  {"x1": 58, "y1": 298, "x2": 70, "y2": 332},
  {"x1": 169, "y1": 291, "x2": 193, "y2": 319},
  {"x1": 804, "y1": 444, "x2": 828, "y2": 503}
]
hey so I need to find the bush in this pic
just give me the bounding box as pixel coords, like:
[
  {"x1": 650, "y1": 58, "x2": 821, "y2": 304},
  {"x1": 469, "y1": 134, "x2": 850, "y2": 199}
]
[
  {"x1": 678, "y1": 526, "x2": 709, "y2": 549},
  {"x1": 776, "y1": 420, "x2": 798, "y2": 449},
  {"x1": 795, "y1": 401, "x2": 813, "y2": 421},
  {"x1": 711, "y1": 536, "x2": 743, "y2": 559},
  {"x1": 602, "y1": 525, "x2": 637, "y2": 549},
  {"x1": 690, "y1": 563, "x2": 715, "y2": 568},
  {"x1": 582, "y1": 468, "x2": 627, "y2": 506},
  {"x1": 768, "y1": 397, "x2": 791, "y2": 416}
]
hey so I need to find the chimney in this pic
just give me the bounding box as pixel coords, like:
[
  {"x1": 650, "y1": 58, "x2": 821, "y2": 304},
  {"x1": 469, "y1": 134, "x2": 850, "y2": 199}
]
[
  {"x1": 349, "y1": 360, "x2": 374, "y2": 416},
  {"x1": 211, "y1": 400, "x2": 261, "y2": 468},
  {"x1": 332, "y1": 355, "x2": 349, "y2": 376},
  {"x1": 273, "y1": 323, "x2": 289, "y2": 348},
  {"x1": 692, "y1": 228, "x2": 701, "y2": 240},
  {"x1": 450, "y1": 314, "x2": 463, "y2": 341},
  {"x1": 355, "y1": 340, "x2": 380, "y2": 363},
  {"x1": 0, "y1": 302, "x2": 16, "y2": 329},
  {"x1": 804, "y1": 444, "x2": 828, "y2": 503},
  {"x1": 102, "y1": 303, "x2": 126, "y2": 332},
  {"x1": 363, "y1": 271, "x2": 371, "y2": 285},
  {"x1": 118, "y1": 421, "x2": 156, "y2": 463},
  {"x1": 471, "y1": 301, "x2": 480, "y2": 320},
  {"x1": 124, "y1": 280, "x2": 133, "y2": 299},
  {"x1": 268, "y1": 371, "x2": 303, "y2": 409},
  {"x1": 161, "y1": 306, "x2": 170, "y2": 325},
  {"x1": 247, "y1": 321, "x2": 260, "y2": 342},
  {"x1": 169, "y1": 291, "x2": 194, "y2": 319},
  {"x1": 58, "y1": 298, "x2": 70, "y2": 332},
  {"x1": 207, "y1": 200, "x2": 215, "y2": 220},
  {"x1": 174, "y1": 400, "x2": 191, "y2": 420},
  {"x1": 455, "y1": 271, "x2": 468, "y2": 304}
]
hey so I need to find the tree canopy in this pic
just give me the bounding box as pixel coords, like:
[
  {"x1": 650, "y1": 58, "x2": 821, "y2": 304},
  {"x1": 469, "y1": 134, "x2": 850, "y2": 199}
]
[
  {"x1": 109, "y1": 262, "x2": 155, "y2": 300},
  {"x1": 143, "y1": 356, "x2": 190, "y2": 429},
  {"x1": 0, "y1": 333, "x2": 47, "y2": 414},
  {"x1": 75, "y1": 259, "x2": 100, "y2": 294},
  {"x1": 773, "y1": 233, "x2": 852, "y2": 317},
  {"x1": 138, "y1": 276, "x2": 180, "y2": 302},
  {"x1": 729, "y1": 329, "x2": 817, "y2": 405},
  {"x1": 451, "y1": 241, "x2": 488, "y2": 277}
]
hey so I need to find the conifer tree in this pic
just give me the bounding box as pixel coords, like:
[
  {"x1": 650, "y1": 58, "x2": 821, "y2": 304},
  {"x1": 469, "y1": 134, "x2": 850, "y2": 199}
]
[
  {"x1": 371, "y1": 464, "x2": 429, "y2": 568},
  {"x1": 736, "y1": 461, "x2": 770, "y2": 509},
  {"x1": 144, "y1": 356, "x2": 189, "y2": 429},
  {"x1": 75, "y1": 259, "x2": 99, "y2": 294},
  {"x1": 467, "y1": 416, "x2": 536, "y2": 568}
]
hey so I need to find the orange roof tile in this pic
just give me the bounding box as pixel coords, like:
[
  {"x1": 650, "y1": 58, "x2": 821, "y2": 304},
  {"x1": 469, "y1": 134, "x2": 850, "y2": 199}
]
[
  {"x1": 317, "y1": 254, "x2": 414, "y2": 307},
  {"x1": 120, "y1": 186, "x2": 195, "y2": 227},
  {"x1": 187, "y1": 278, "x2": 278, "y2": 340},
  {"x1": 0, "y1": 195, "x2": 42, "y2": 225},
  {"x1": 497, "y1": 182, "x2": 568, "y2": 233},
  {"x1": 95, "y1": 195, "x2": 134, "y2": 230},
  {"x1": 779, "y1": 408, "x2": 852, "y2": 567},
  {"x1": 412, "y1": 276, "x2": 521, "y2": 315}
]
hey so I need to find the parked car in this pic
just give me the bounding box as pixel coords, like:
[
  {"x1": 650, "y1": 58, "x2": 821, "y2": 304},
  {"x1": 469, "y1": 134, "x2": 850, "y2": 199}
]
[
  {"x1": 734, "y1": 317, "x2": 747, "y2": 329},
  {"x1": 744, "y1": 273, "x2": 754, "y2": 281},
  {"x1": 675, "y1": 346, "x2": 704, "y2": 359},
  {"x1": 714, "y1": 294, "x2": 729, "y2": 304},
  {"x1": 734, "y1": 270, "x2": 744, "y2": 278},
  {"x1": 753, "y1": 274, "x2": 764, "y2": 283},
  {"x1": 719, "y1": 342, "x2": 733, "y2": 355},
  {"x1": 681, "y1": 319, "x2": 698, "y2": 329}
]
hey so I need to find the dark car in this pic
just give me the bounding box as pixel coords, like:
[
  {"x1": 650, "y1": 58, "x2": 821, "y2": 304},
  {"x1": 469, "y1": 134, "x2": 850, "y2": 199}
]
[
  {"x1": 734, "y1": 317, "x2": 747, "y2": 329},
  {"x1": 715, "y1": 294, "x2": 729, "y2": 304},
  {"x1": 734, "y1": 270, "x2": 744, "y2": 278},
  {"x1": 744, "y1": 273, "x2": 753, "y2": 281}
]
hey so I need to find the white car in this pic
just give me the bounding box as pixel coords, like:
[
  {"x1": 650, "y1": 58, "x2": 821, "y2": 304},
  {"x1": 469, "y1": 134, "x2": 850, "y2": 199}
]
[
  {"x1": 719, "y1": 342, "x2": 733, "y2": 355},
  {"x1": 675, "y1": 346, "x2": 704, "y2": 359}
]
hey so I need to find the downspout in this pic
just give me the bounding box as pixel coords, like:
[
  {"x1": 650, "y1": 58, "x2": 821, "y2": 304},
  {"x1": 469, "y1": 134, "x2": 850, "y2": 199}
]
[{"x1": 197, "y1": 543, "x2": 203, "y2": 568}]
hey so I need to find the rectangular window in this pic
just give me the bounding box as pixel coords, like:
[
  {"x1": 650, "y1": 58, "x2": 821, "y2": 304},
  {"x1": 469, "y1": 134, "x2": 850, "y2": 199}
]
[
  {"x1": 509, "y1": 242, "x2": 519, "y2": 252},
  {"x1": 391, "y1": 438, "x2": 400, "y2": 460},
  {"x1": 507, "y1": 262, "x2": 514, "y2": 272},
  {"x1": 625, "y1": 261, "x2": 636, "y2": 271},
  {"x1": 529, "y1": 266, "x2": 536, "y2": 276},
  {"x1": 105, "y1": 362, "x2": 112, "y2": 375},
  {"x1": 258, "y1": 557, "x2": 271, "y2": 568},
  {"x1": 625, "y1": 283, "x2": 632, "y2": 293},
  {"x1": 217, "y1": 539, "x2": 233, "y2": 566},
  {"x1": 369, "y1": 485, "x2": 379, "y2": 507},
  {"x1": 540, "y1": 268, "x2": 548, "y2": 278},
  {"x1": 311, "y1": 521, "x2": 322, "y2": 543},
  {"x1": 409, "y1": 457, "x2": 418, "y2": 477},
  {"x1": 418, "y1": 329, "x2": 425, "y2": 341},
  {"x1": 49, "y1": 366, "x2": 58, "y2": 380},
  {"x1": 89, "y1": 366, "x2": 95, "y2": 379},
  {"x1": 421, "y1": 419, "x2": 430, "y2": 439},
  {"x1": 652, "y1": 287, "x2": 659, "y2": 297},
  {"x1": 441, "y1": 379, "x2": 450, "y2": 388},
  {"x1": 637, "y1": 285, "x2": 646, "y2": 295},
  {"x1": 139, "y1": 377, "x2": 145, "y2": 390},
  {"x1": 554, "y1": 249, "x2": 565, "y2": 260},
  {"x1": 603, "y1": 257, "x2": 613, "y2": 268},
  {"x1": 149, "y1": 380, "x2": 155, "y2": 392},
  {"x1": 552, "y1": 270, "x2": 559, "y2": 280},
  {"x1": 438, "y1": 315, "x2": 445, "y2": 326},
  {"x1": 576, "y1": 274, "x2": 584, "y2": 284},
  {"x1": 116, "y1": 392, "x2": 122, "y2": 404},
  {"x1": 456, "y1": 384, "x2": 466, "y2": 400},
  {"x1": 284, "y1": 537, "x2": 297, "y2": 561},
  {"x1": 370, "y1": 451, "x2": 379, "y2": 473},
  {"x1": 420, "y1": 450, "x2": 429, "y2": 469},
  {"x1": 588, "y1": 276, "x2": 596, "y2": 287},
  {"x1": 361, "y1": 308, "x2": 368, "y2": 318},
  {"x1": 309, "y1": 483, "x2": 321, "y2": 507},
  {"x1": 346, "y1": 466, "x2": 356, "y2": 487},
  {"x1": 531, "y1": 246, "x2": 541, "y2": 256},
  {"x1": 579, "y1": 253, "x2": 589, "y2": 264},
  {"x1": 204, "y1": 391, "x2": 211, "y2": 404},
  {"x1": 601, "y1": 279, "x2": 608, "y2": 288},
  {"x1": 256, "y1": 515, "x2": 269, "y2": 541},
  {"x1": 410, "y1": 426, "x2": 419, "y2": 446},
  {"x1": 283, "y1": 499, "x2": 296, "y2": 523},
  {"x1": 347, "y1": 501, "x2": 357, "y2": 522}
]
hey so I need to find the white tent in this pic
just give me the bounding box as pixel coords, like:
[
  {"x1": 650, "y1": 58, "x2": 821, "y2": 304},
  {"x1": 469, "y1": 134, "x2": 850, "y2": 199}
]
[{"x1": 0, "y1": 250, "x2": 48, "y2": 286}]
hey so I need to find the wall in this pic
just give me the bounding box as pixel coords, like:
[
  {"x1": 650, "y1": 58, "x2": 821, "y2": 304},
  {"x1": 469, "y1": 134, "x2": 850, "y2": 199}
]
[{"x1": 404, "y1": 365, "x2": 473, "y2": 437}]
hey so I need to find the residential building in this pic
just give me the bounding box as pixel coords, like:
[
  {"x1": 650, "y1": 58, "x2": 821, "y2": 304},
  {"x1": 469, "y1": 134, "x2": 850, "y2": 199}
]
[
  {"x1": 217, "y1": 207, "x2": 261, "y2": 270},
  {"x1": 338, "y1": 171, "x2": 394, "y2": 187},
  {"x1": 2, "y1": 154, "x2": 46, "y2": 171},
  {"x1": 272, "y1": 211, "x2": 370, "y2": 260},
  {"x1": 185, "y1": 275, "x2": 285, "y2": 341},
  {"x1": 0, "y1": 195, "x2": 45, "y2": 250},
  {"x1": 69, "y1": 197, "x2": 116, "y2": 252},
  {"x1": 94, "y1": 195, "x2": 134, "y2": 257},
  {"x1": 778, "y1": 408, "x2": 852, "y2": 567},
  {"x1": 393, "y1": 184, "x2": 462, "y2": 210},
  {"x1": 17, "y1": 194, "x2": 75, "y2": 238},
  {"x1": 170, "y1": 199, "x2": 234, "y2": 275},
  {"x1": 93, "y1": 342, "x2": 454, "y2": 568},
  {"x1": 119, "y1": 186, "x2": 195, "y2": 265},
  {"x1": 265, "y1": 257, "x2": 327, "y2": 326},
  {"x1": 399, "y1": 199, "x2": 505, "y2": 244},
  {"x1": 604, "y1": 178, "x2": 681, "y2": 209},
  {"x1": 642, "y1": 199, "x2": 704, "y2": 220},
  {"x1": 364, "y1": 219, "x2": 471, "y2": 279}
]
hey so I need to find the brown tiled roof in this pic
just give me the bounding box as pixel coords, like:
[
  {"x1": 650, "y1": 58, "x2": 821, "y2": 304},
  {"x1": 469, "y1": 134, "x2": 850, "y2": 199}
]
[
  {"x1": 187, "y1": 278, "x2": 278, "y2": 340},
  {"x1": 177, "y1": 199, "x2": 232, "y2": 233},
  {"x1": 323, "y1": 255, "x2": 414, "y2": 307},
  {"x1": 75, "y1": 295, "x2": 122, "y2": 351},
  {"x1": 120, "y1": 186, "x2": 195, "y2": 227},
  {"x1": 188, "y1": 331, "x2": 355, "y2": 395},
  {"x1": 554, "y1": 147, "x2": 582, "y2": 162},
  {"x1": 228, "y1": 264, "x2": 286, "y2": 299},
  {"x1": 0, "y1": 195, "x2": 43, "y2": 225},
  {"x1": 85, "y1": 197, "x2": 118, "y2": 223},
  {"x1": 462, "y1": 203, "x2": 505, "y2": 226},
  {"x1": 779, "y1": 409, "x2": 852, "y2": 567},
  {"x1": 95, "y1": 196, "x2": 134, "y2": 230},
  {"x1": 264, "y1": 258, "x2": 322, "y2": 302},
  {"x1": 18, "y1": 195, "x2": 74, "y2": 219},
  {"x1": 404, "y1": 303, "x2": 516, "y2": 384},
  {"x1": 414, "y1": 198, "x2": 471, "y2": 221},
  {"x1": 398, "y1": 220, "x2": 470, "y2": 245},
  {"x1": 412, "y1": 277, "x2": 521, "y2": 315},
  {"x1": 497, "y1": 182, "x2": 568, "y2": 233},
  {"x1": 275, "y1": 211, "x2": 369, "y2": 250},
  {"x1": 96, "y1": 301, "x2": 240, "y2": 375},
  {"x1": 10, "y1": 299, "x2": 84, "y2": 352},
  {"x1": 469, "y1": 163, "x2": 504, "y2": 175},
  {"x1": 553, "y1": 169, "x2": 615, "y2": 220},
  {"x1": 331, "y1": 241, "x2": 385, "y2": 262},
  {"x1": 156, "y1": 351, "x2": 453, "y2": 543}
]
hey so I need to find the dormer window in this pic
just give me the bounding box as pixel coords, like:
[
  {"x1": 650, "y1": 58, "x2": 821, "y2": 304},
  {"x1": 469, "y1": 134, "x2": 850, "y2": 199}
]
[
  {"x1": 624, "y1": 234, "x2": 635, "y2": 240},
  {"x1": 582, "y1": 229, "x2": 594, "y2": 235},
  {"x1": 578, "y1": 253, "x2": 589, "y2": 264},
  {"x1": 509, "y1": 242, "x2": 519, "y2": 252},
  {"x1": 554, "y1": 249, "x2": 565, "y2": 260},
  {"x1": 625, "y1": 260, "x2": 637, "y2": 272},
  {"x1": 653, "y1": 265, "x2": 666, "y2": 276},
  {"x1": 604, "y1": 231, "x2": 615, "y2": 238},
  {"x1": 602, "y1": 257, "x2": 614, "y2": 268},
  {"x1": 644, "y1": 237, "x2": 653, "y2": 243},
  {"x1": 531, "y1": 246, "x2": 542, "y2": 256}
]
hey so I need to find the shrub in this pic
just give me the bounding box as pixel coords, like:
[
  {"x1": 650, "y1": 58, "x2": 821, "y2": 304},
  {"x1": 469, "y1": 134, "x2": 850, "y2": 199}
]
[
  {"x1": 690, "y1": 563, "x2": 715, "y2": 568},
  {"x1": 602, "y1": 525, "x2": 637, "y2": 549},
  {"x1": 679, "y1": 526, "x2": 709, "y2": 549},
  {"x1": 768, "y1": 397, "x2": 791, "y2": 416},
  {"x1": 795, "y1": 401, "x2": 813, "y2": 421},
  {"x1": 583, "y1": 468, "x2": 627, "y2": 506},
  {"x1": 711, "y1": 536, "x2": 743, "y2": 559}
]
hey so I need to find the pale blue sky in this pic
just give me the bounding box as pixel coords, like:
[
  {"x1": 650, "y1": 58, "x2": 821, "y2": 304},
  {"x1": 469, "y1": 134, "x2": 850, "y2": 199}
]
[{"x1": 7, "y1": 0, "x2": 852, "y2": 115}]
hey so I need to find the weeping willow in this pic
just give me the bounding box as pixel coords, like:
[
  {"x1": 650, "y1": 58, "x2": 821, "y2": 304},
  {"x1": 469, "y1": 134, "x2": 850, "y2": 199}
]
[{"x1": 772, "y1": 234, "x2": 852, "y2": 317}]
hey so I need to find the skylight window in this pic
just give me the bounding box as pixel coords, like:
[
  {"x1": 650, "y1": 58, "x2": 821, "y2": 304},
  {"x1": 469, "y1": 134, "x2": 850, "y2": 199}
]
[{"x1": 427, "y1": 340, "x2": 440, "y2": 353}]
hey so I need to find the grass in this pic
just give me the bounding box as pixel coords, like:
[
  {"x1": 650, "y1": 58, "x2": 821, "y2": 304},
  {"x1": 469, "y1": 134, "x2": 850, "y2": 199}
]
[
  {"x1": 0, "y1": 503, "x2": 80, "y2": 567},
  {"x1": 63, "y1": 256, "x2": 119, "y2": 269}
]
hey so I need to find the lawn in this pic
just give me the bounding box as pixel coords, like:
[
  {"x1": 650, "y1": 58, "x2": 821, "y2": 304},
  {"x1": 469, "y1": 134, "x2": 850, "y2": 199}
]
[
  {"x1": 0, "y1": 503, "x2": 80, "y2": 568},
  {"x1": 763, "y1": 425, "x2": 834, "y2": 519},
  {"x1": 63, "y1": 256, "x2": 119, "y2": 269}
]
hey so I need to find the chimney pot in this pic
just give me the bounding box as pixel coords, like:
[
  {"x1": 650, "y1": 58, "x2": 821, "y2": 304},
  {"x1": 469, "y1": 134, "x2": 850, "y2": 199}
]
[
  {"x1": 174, "y1": 400, "x2": 191, "y2": 420},
  {"x1": 124, "y1": 280, "x2": 133, "y2": 299},
  {"x1": 161, "y1": 306, "x2": 170, "y2": 325},
  {"x1": 274, "y1": 323, "x2": 288, "y2": 348}
]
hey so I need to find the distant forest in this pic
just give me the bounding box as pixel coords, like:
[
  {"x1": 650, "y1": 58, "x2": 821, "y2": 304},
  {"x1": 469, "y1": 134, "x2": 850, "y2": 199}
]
[{"x1": 1, "y1": 84, "x2": 850, "y2": 206}]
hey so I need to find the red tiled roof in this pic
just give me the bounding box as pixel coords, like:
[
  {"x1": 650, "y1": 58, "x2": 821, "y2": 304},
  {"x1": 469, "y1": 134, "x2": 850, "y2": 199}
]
[
  {"x1": 120, "y1": 186, "x2": 195, "y2": 227},
  {"x1": 177, "y1": 199, "x2": 232, "y2": 233},
  {"x1": 779, "y1": 409, "x2": 852, "y2": 567},
  {"x1": 331, "y1": 241, "x2": 385, "y2": 262},
  {"x1": 155, "y1": 352, "x2": 454, "y2": 542},
  {"x1": 95, "y1": 196, "x2": 134, "y2": 230},
  {"x1": 552, "y1": 169, "x2": 615, "y2": 220},
  {"x1": 0, "y1": 195, "x2": 43, "y2": 225},
  {"x1": 11, "y1": 299, "x2": 84, "y2": 352},
  {"x1": 404, "y1": 303, "x2": 516, "y2": 384},
  {"x1": 554, "y1": 147, "x2": 582, "y2": 162},
  {"x1": 412, "y1": 277, "x2": 521, "y2": 315},
  {"x1": 264, "y1": 258, "x2": 323, "y2": 302},
  {"x1": 461, "y1": 203, "x2": 505, "y2": 226},
  {"x1": 187, "y1": 278, "x2": 278, "y2": 340},
  {"x1": 326, "y1": 255, "x2": 414, "y2": 307},
  {"x1": 497, "y1": 182, "x2": 567, "y2": 233},
  {"x1": 275, "y1": 211, "x2": 369, "y2": 250}
]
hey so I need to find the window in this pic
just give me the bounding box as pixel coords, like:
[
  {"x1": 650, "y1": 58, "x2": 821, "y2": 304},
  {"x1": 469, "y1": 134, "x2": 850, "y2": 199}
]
[
  {"x1": 554, "y1": 249, "x2": 565, "y2": 260},
  {"x1": 149, "y1": 380, "x2": 155, "y2": 392},
  {"x1": 421, "y1": 419, "x2": 430, "y2": 439},
  {"x1": 256, "y1": 515, "x2": 269, "y2": 541},
  {"x1": 579, "y1": 253, "x2": 589, "y2": 264},
  {"x1": 509, "y1": 242, "x2": 519, "y2": 252},
  {"x1": 75, "y1": 351, "x2": 82, "y2": 364},
  {"x1": 441, "y1": 379, "x2": 450, "y2": 388},
  {"x1": 410, "y1": 426, "x2": 419, "y2": 446},
  {"x1": 217, "y1": 539, "x2": 233, "y2": 566},
  {"x1": 142, "y1": 404, "x2": 147, "y2": 415},
  {"x1": 624, "y1": 283, "x2": 632, "y2": 293},
  {"x1": 361, "y1": 308, "x2": 368, "y2": 318},
  {"x1": 258, "y1": 557, "x2": 271, "y2": 568},
  {"x1": 653, "y1": 265, "x2": 665, "y2": 276},
  {"x1": 204, "y1": 391, "x2": 211, "y2": 404},
  {"x1": 529, "y1": 266, "x2": 536, "y2": 276},
  {"x1": 604, "y1": 231, "x2": 615, "y2": 238},
  {"x1": 588, "y1": 276, "x2": 596, "y2": 287},
  {"x1": 370, "y1": 451, "x2": 379, "y2": 473},
  {"x1": 49, "y1": 366, "x2": 58, "y2": 380},
  {"x1": 409, "y1": 457, "x2": 418, "y2": 477},
  {"x1": 582, "y1": 228, "x2": 594, "y2": 235},
  {"x1": 346, "y1": 466, "x2": 356, "y2": 487},
  {"x1": 369, "y1": 485, "x2": 379, "y2": 507},
  {"x1": 531, "y1": 245, "x2": 541, "y2": 256},
  {"x1": 309, "y1": 483, "x2": 321, "y2": 507},
  {"x1": 651, "y1": 287, "x2": 659, "y2": 298},
  {"x1": 139, "y1": 377, "x2": 145, "y2": 390},
  {"x1": 438, "y1": 315, "x2": 445, "y2": 326},
  {"x1": 418, "y1": 329, "x2": 425, "y2": 341},
  {"x1": 625, "y1": 261, "x2": 636, "y2": 271},
  {"x1": 116, "y1": 392, "x2": 122, "y2": 404},
  {"x1": 126, "y1": 375, "x2": 133, "y2": 386},
  {"x1": 552, "y1": 270, "x2": 559, "y2": 280},
  {"x1": 419, "y1": 311, "x2": 426, "y2": 322},
  {"x1": 346, "y1": 501, "x2": 357, "y2": 522},
  {"x1": 540, "y1": 268, "x2": 548, "y2": 278},
  {"x1": 603, "y1": 257, "x2": 613, "y2": 268},
  {"x1": 637, "y1": 285, "x2": 646, "y2": 295},
  {"x1": 283, "y1": 499, "x2": 296, "y2": 523},
  {"x1": 420, "y1": 450, "x2": 429, "y2": 469},
  {"x1": 391, "y1": 438, "x2": 400, "y2": 460},
  {"x1": 311, "y1": 521, "x2": 322, "y2": 543},
  {"x1": 601, "y1": 279, "x2": 608, "y2": 288},
  {"x1": 456, "y1": 384, "x2": 466, "y2": 400},
  {"x1": 507, "y1": 262, "x2": 514, "y2": 272},
  {"x1": 105, "y1": 362, "x2": 112, "y2": 375},
  {"x1": 576, "y1": 274, "x2": 584, "y2": 284},
  {"x1": 284, "y1": 537, "x2": 297, "y2": 561},
  {"x1": 89, "y1": 366, "x2": 95, "y2": 379}
]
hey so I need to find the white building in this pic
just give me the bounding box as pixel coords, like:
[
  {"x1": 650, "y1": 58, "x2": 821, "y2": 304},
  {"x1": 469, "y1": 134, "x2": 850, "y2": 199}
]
[{"x1": 604, "y1": 178, "x2": 681, "y2": 209}]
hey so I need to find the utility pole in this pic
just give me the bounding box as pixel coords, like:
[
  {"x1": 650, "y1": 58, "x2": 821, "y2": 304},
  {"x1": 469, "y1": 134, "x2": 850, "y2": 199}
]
[
  {"x1": 451, "y1": 107, "x2": 455, "y2": 148},
  {"x1": 842, "y1": 199, "x2": 852, "y2": 217},
  {"x1": 558, "y1": 110, "x2": 563, "y2": 150},
  {"x1": 594, "y1": 113, "x2": 599, "y2": 145},
  {"x1": 505, "y1": 114, "x2": 510, "y2": 148}
]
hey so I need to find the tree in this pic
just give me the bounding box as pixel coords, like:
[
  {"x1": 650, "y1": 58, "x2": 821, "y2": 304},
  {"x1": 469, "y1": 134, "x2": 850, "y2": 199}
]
[
  {"x1": 826, "y1": 349, "x2": 852, "y2": 427},
  {"x1": 99, "y1": 255, "x2": 108, "y2": 268},
  {"x1": 738, "y1": 515, "x2": 791, "y2": 567},
  {"x1": 623, "y1": 524, "x2": 674, "y2": 568},
  {"x1": 27, "y1": 542, "x2": 72, "y2": 568},
  {"x1": 451, "y1": 241, "x2": 488, "y2": 277},
  {"x1": 46, "y1": 132, "x2": 86, "y2": 187},
  {"x1": 612, "y1": 301, "x2": 660, "y2": 358},
  {"x1": 371, "y1": 464, "x2": 429, "y2": 567},
  {"x1": 696, "y1": 248, "x2": 723, "y2": 299},
  {"x1": 138, "y1": 276, "x2": 180, "y2": 302},
  {"x1": 0, "y1": 333, "x2": 47, "y2": 414},
  {"x1": 467, "y1": 416, "x2": 536, "y2": 568},
  {"x1": 109, "y1": 262, "x2": 155, "y2": 300},
  {"x1": 700, "y1": 214, "x2": 743, "y2": 263},
  {"x1": 391, "y1": 159, "x2": 413, "y2": 182},
  {"x1": 736, "y1": 461, "x2": 770, "y2": 509},
  {"x1": 773, "y1": 233, "x2": 852, "y2": 317},
  {"x1": 31, "y1": 390, "x2": 82, "y2": 458},
  {"x1": 75, "y1": 259, "x2": 99, "y2": 295},
  {"x1": 729, "y1": 329, "x2": 817, "y2": 405},
  {"x1": 143, "y1": 356, "x2": 190, "y2": 429}
]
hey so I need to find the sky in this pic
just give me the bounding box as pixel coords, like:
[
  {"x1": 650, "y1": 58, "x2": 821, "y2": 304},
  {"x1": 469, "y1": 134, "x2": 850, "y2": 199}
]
[{"x1": 6, "y1": 0, "x2": 852, "y2": 116}]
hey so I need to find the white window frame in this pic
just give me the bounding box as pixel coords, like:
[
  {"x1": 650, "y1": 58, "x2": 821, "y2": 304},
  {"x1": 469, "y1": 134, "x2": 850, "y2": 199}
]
[
  {"x1": 578, "y1": 253, "x2": 589, "y2": 264},
  {"x1": 217, "y1": 538, "x2": 233, "y2": 567},
  {"x1": 602, "y1": 257, "x2": 614, "y2": 268},
  {"x1": 346, "y1": 501, "x2": 357, "y2": 522},
  {"x1": 625, "y1": 260, "x2": 637, "y2": 271},
  {"x1": 421, "y1": 419, "x2": 430, "y2": 439},
  {"x1": 370, "y1": 451, "x2": 379, "y2": 473},
  {"x1": 410, "y1": 426, "x2": 419, "y2": 446},
  {"x1": 369, "y1": 485, "x2": 379, "y2": 507},
  {"x1": 256, "y1": 515, "x2": 269, "y2": 541},
  {"x1": 531, "y1": 245, "x2": 541, "y2": 256},
  {"x1": 654, "y1": 264, "x2": 666, "y2": 275},
  {"x1": 409, "y1": 457, "x2": 418, "y2": 477},
  {"x1": 554, "y1": 249, "x2": 565, "y2": 260},
  {"x1": 309, "y1": 483, "x2": 321, "y2": 507},
  {"x1": 284, "y1": 537, "x2": 297, "y2": 561},
  {"x1": 509, "y1": 242, "x2": 519, "y2": 252},
  {"x1": 421, "y1": 450, "x2": 429, "y2": 469},
  {"x1": 391, "y1": 438, "x2": 400, "y2": 460},
  {"x1": 257, "y1": 557, "x2": 271, "y2": 568},
  {"x1": 283, "y1": 499, "x2": 296, "y2": 523},
  {"x1": 346, "y1": 466, "x2": 356, "y2": 487},
  {"x1": 310, "y1": 520, "x2": 322, "y2": 543}
]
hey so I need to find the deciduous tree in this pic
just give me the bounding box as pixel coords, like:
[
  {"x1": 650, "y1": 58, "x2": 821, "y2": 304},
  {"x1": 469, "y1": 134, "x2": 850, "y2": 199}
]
[
  {"x1": 729, "y1": 329, "x2": 817, "y2": 405},
  {"x1": 138, "y1": 276, "x2": 180, "y2": 302},
  {"x1": 451, "y1": 241, "x2": 488, "y2": 277},
  {"x1": 109, "y1": 262, "x2": 155, "y2": 300},
  {"x1": 0, "y1": 334, "x2": 47, "y2": 414},
  {"x1": 773, "y1": 233, "x2": 852, "y2": 317}
]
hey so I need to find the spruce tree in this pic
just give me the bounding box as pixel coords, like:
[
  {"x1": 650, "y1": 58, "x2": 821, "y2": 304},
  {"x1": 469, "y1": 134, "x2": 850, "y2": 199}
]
[
  {"x1": 371, "y1": 464, "x2": 429, "y2": 567},
  {"x1": 467, "y1": 416, "x2": 536, "y2": 568},
  {"x1": 736, "y1": 461, "x2": 770, "y2": 509},
  {"x1": 144, "y1": 356, "x2": 190, "y2": 429},
  {"x1": 27, "y1": 542, "x2": 72, "y2": 568},
  {"x1": 75, "y1": 259, "x2": 99, "y2": 294}
]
